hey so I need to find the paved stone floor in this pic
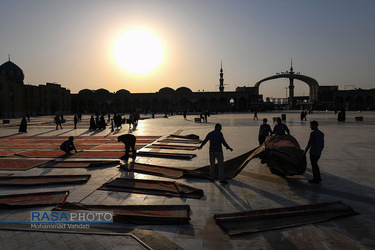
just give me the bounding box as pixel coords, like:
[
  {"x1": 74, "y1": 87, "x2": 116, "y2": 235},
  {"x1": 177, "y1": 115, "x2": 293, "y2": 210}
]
[{"x1": 0, "y1": 111, "x2": 375, "y2": 249}]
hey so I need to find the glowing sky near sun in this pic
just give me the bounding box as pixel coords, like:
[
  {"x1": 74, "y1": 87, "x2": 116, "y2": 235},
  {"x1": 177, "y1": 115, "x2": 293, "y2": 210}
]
[{"x1": 1, "y1": 0, "x2": 374, "y2": 98}]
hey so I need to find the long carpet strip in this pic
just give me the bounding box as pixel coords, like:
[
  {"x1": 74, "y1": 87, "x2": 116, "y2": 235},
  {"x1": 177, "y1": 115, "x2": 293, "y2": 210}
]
[
  {"x1": 54, "y1": 202, "x2": 190, "y2": 224},
  {"x1": 146, "y1": 144, "x2": 199, "y2": 150},
  {"x1": 0, "y1": 150, "x2": 28, "y2": 157},
  {"x1": 38, "y1": 160, "x2": 119, "y2": 168},
  {"x1": 169, "y1": 134, "x2": 200, "y2": 140},
  {"x1": 137, "y1": 151, "x2": 196, "y2": 159},
  {"x1": 214, "y1": 201, "x2": 359, "y2": 235},
  {"x1": 0, "y1": 159, "x2": 48, "y2": 171},
  {"x1": 71, "y1": 151, "x2": 125, "y2": 159},
  {"x1": 0, "y1": 191, "x2": 69, "y2": 208},
  {"x1": 0, "y1": 175, "x2": 91, "y2": 186},
  {"x1": 15, "y1": 150, "x2": 67, "y2": 158},
  {"x1": 98, "y1": 178, "x2": 203, "y2": 199},
  {"x1": 120, "y1": 163, "x2": 183, "y2": 179},
  {"x1": 159, "y1": 139, "x2": 201, "y2": 144},
  {"x1": 90, "y1": 144, "x2": 146, "y2": 151}
]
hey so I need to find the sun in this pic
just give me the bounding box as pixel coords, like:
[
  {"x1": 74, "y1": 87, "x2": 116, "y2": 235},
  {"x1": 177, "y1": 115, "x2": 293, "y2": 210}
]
[{"x1": 113, "y1": 29, "x2": 164, "y2": 75}]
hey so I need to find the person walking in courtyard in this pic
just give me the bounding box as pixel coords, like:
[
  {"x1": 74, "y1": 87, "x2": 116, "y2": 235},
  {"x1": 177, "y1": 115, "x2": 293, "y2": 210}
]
[
  {"x1": 60, "y1": 136, "x2": 77, "y2": 156},
  {"x1": 74, "y1": 114, "x2": 78, "y2": 129},
  {"x1": 258, "y1": 118, "x2": 272, "y2": 145},
  {"x1": 55, "y1": 114, "x2": 62, "y2": 130},
  {"x1": 198, "y1": 123, "x2": 233, "y2": 184},
  {"x1": 272, "y1": 117, "x2": 290, "y2": 136},
  {"x1": 99, "y1": 114, "x2": 106, "y2": 129},
  {"x1": 305, "y1": 120, "x2": 324, "y2": 184},
  {"x1": 89, "y1": 115, "x2": 96, "y2": 130},
  {"x1": 118, "y1": 134, "x2": 137, "y2": 162},
  {"x1": 253, "y1": 111, "x2": 258, "y2": 120},
  {"x1": 19, "y1": 116, "x2": 27, "y2": 133}
]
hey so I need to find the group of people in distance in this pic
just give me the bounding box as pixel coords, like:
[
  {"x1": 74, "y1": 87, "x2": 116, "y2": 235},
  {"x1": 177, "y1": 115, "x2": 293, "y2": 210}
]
[
  {"x1": 89, "y1": 112, "x2": 140, "y2": 131},
  {"x1": 89, "y1": 114, "x2": 107, "y2": 130},
  {"x1": 199, "y1": 116, "x2": 324, "y2": 186}
]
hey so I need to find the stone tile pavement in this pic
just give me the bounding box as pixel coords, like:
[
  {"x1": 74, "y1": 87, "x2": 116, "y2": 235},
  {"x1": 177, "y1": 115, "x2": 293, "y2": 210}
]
[{"x1": 0, "y1": 110, "x2": 375, "y2": 249}]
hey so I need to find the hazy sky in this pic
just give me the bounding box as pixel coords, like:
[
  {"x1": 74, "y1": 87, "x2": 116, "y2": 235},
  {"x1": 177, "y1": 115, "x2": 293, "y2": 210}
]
[{"x1": 1, "y1": 0, "x2": 374, "y2": 98}]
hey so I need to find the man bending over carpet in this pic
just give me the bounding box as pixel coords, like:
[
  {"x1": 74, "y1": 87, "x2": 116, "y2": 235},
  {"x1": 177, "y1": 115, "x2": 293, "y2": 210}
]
[
  {"x1": 60, "y1": 136, "x2": 77, "y2": 156},
  {"x1": 118, "y1": 134, "x2": 137, "y2": 162}
]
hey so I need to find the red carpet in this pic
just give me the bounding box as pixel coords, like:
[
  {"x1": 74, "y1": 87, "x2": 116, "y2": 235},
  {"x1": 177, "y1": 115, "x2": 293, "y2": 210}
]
[
  {"x1": 0, "y1": 143, "x2": 96, "y2": 150},
  {"x1": 98, "y1": 178, "x2": 203, "y2": 199},
  {"x1": 39, "y1": 160, "x2": 119, "y2": 168},
  {"x1": 0, "y1": 191, "x2": 69, "y2": 208},
  {"x1": 40, "y1": 162, "x2": 92, "y2": 168},
  {"x1": 55, "y1": 202, "x2": 190, "y2": 225},
  {"x1": 0, "y1": 136, "x2": 160, "y2": 161},
  {"x1": 0, "y1": 150, "x2": 27, "y2": 157},
  {"x1": 0, "y1": 144, "x2": 50, "y2": 149},
  {"x1": 0, "y1": 139, "x2": 31, "y2": 143},
  {"x1": 90, "y1": 144, "x2": 145, "y2": 150},
  {"x1": 0, "y1": 159, "x2": 48, "y2": 171},
  {"x1": 16, "y1": 150, "x2": 67, "y2": 158},
  {"x1": 0, "y1": 175, "x2": 90, "y2": 186},
  {"x1": 72, "y1": 151, "x2": 125, "y2": 159}
]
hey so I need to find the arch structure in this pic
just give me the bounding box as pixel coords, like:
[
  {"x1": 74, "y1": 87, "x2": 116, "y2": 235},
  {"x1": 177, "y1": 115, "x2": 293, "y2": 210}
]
[{"x1": 254, "y1": 73, "x2": 319, "y2": 107}]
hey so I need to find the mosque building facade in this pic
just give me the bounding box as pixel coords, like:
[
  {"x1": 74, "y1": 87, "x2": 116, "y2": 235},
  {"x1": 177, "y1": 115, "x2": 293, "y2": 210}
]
[
  {"x1": 70, "y1": 63, "x2": 262, "y2": 114},
  {"x1": 0, "y1": 58, "x2": 70, "y2": 118},
  {"x1": 0, "y1": 58, "x2": 374, "y2": 118}
]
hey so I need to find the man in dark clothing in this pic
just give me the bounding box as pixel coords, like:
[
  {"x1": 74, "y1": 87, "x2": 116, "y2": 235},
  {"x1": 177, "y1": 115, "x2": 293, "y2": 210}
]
[
  {"x1": 55, "y1": 115, "x2": 62, "y2": 130},
  {"x1": 198, "y1": 123, "x2": 233, "y2": 184},
  {"x1": 305, "y1": 120, "x2": 324, "y2": 184},
  {"x1": 272, "y1": 117, "x2": 290, "y2": 136},
  {"x1": 60, "y1": 136, "x2": 77, "y2": 156},
  {"x1": 118, "y1": 134, "x2": 137, "y2": 162},
  {"x1": 74, "y1": 115, "x2": 78, "y2": 129},
  {"x1": 258, "y1": 118, "x2": 272, "y2": 145},
  {"x1": 19, "y1": 116, "x2": 27, "y2": 133}
]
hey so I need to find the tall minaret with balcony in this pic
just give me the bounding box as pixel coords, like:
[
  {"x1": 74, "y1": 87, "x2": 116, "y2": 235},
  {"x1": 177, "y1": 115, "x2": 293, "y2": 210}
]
[{"x1": 219, "y1": 61, "x2": 224, "y2": 92}]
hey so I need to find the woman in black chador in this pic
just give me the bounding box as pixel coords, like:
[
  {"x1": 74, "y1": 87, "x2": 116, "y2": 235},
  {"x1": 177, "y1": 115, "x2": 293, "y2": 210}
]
[
  {"x1": 19, "y1": 116, "x2": 27, "y2": 133},
  {"x1": 89, "y1": 115, "x2": 96, "y2": 130},
  {"x1": 99, "y1": 114, "x2": 106, "y2": 130}
]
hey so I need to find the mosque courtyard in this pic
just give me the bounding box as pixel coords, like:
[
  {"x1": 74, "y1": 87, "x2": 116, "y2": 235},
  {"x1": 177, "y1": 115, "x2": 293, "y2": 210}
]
[{"x1": 0, "y1": 110, "x2": 374, "y2": 250}]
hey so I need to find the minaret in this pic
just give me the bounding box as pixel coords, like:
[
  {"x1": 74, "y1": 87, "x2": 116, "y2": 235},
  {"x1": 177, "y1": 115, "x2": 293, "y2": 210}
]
[
  {"x1": 219, "y1": 61, "x2": 224, "y2": 92},
  {"x1": 289, "y1": 58, "x2": 294, "y2": 74},
  {"x1": 288, "y1": 59, "x2": 295, "y2": 107}
]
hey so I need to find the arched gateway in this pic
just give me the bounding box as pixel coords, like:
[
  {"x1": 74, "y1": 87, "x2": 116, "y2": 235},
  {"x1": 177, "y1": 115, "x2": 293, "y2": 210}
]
[{"x1": 254, "y1": 64, "x2": 319, "y2": 107}]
